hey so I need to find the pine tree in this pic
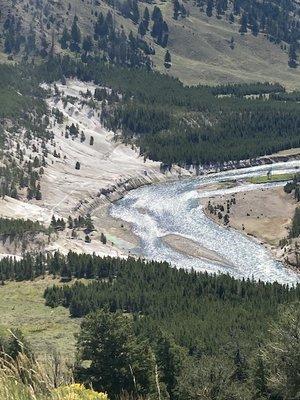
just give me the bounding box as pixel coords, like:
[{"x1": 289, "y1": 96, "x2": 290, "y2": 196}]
[
  {"x1": 206, "y1": 0, "x2": 214, "y2": 17},
  {"x1": 131, "y1": 0, "x2": 140, "y2": 24},
  {"x1": 74, "y1": 310, "x2": 156, "y2": 398},
  {"x1": 251, "y1": 19, "x2": 259, "y2": 36},
  {"x1": 70, "y1": 16, "x2": 81, "y2": 52},
  {"x1": 82, "y1": 36, "x2": 93, "y2": 54},
  {"x1": 152, "y1": 6, "x2": 162, "y2": 21},
  {"x1": 164, "y1": 50, "x2": 172, "y2": 68},
  {"x1": 173, "y1": 0, "x2": 181, "y2": 20},
  {"x1": 288, "y1": 44, "x2": 298, "y2": 68},
  {"x1": 138, "y1": 21, "x2": 147, "y2": 37},
  {"x1": 143, "y1": 7, "x2": 150, "y2": 30},
  {"x1": 239, "y1": 13, "x2": 248, "y2": 34}
]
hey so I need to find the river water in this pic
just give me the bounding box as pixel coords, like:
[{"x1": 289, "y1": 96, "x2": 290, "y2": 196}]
[{"x1": 110, "y1": 161, "x2": 300, "y2": 285}]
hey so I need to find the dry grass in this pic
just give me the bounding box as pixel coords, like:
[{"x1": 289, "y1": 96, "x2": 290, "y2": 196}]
[
  {"x1": 205, "y1": 186, "x2": 297, "y2": 246},
  {"x1": 153, "y1": 1, "x2": 300, "y2": 88},
  {"x1": 0, "y1": 277, "x2": 80, "y2": 360},
  {"x1": 3, "y1": 0, "x2": 299, "y2": 88},
  {"x1": 0, "y1": 349, "x2": 109, "y2": 399}
]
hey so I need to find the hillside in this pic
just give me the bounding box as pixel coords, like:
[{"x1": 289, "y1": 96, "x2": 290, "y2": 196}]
[
  {"x1": 155, "y1": 2, "x2": 300, "y2": 87},
  {"x1": 0, "y1": 0, "x2": 299, "y2": 87},
  {"x1": 1, "y1": 1, "x2": 300, "y2": 398}
]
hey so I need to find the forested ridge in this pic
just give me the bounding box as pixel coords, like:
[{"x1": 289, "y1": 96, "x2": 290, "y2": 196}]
[
  {"x1": 35, "y1": 56, "x2": 300, "y2": 166},
  {"x1": 2, "y1": 56, "x2": 300, "y2": 183}
]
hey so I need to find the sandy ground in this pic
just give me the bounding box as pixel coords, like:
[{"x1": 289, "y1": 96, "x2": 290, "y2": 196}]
[
  {"x1": 202, "y1": 185, "x2": 297, "y2": 258},
  {"x1": 163, "y1": 234, "x2": 235, "y2": 268}
]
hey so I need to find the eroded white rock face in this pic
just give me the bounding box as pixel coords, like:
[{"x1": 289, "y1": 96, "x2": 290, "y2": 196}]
[
  {"x1": 0, "y1": 79, "x2": 188, "y2": 259},
  {"x1": 42, "y1": 79, "x2": 187, "y2": 215}
]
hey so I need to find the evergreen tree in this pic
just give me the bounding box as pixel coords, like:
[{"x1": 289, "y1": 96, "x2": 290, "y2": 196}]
[
  {"x1": 74, "y1": 310, "x2": 156, "y2": 398},
  {"x1": 138, "y1": 21, "x2": 147, "y2": 37},
  {"x1": 143, "y1": 7, "x2": 150, "y2": 30},
  {"x1": 59, "y1": 26, "x2": 70, "y2": 49},
  {"x1": 152, "y1": 6, "x2": 162, "y2": 21},
  {"x1": 173, "y1": 0, "x2": 181, "y2": 20},
  {"x1": 131, "y1": 0, "x2": 140, "y2": 24},
  {"x1": 251, "y1": 19, "x2": 259, "y2": 36},
  {"x1": 164, "y1": 50, "x2": 172, "y2": 68},
  {"x1": 288, "y1": 44, "x2": 298, "y2": 68},
  {"x1": 206, "y1": 0, "x2": 214, "y2": 17},
  {"x1": 82, "y1": 36, "x2": 93, "y2": 54},
  {"x1": 239, "y1": 13, "x2": 248, "y2": 34},
  {"x1": 70, "y1": 16, "x2": 81, "y2": 52}
]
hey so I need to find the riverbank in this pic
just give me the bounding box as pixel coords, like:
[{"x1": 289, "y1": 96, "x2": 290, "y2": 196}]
[{"x1": 201, "y1": 184, "x2": 298, "y2": 268}]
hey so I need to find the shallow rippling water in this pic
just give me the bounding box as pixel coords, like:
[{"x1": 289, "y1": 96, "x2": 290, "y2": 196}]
[{"x1": 110, "y1": 161, "x2": 300, "y2": 284}]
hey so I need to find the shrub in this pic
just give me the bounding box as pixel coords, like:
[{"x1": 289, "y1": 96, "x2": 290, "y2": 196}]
[{"x1": 53, "y1": 384, "x2": 108, "y2": 400}]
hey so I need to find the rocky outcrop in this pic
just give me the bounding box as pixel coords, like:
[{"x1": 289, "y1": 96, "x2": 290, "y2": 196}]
[
  {"x1": 282, "y1": 241, "x2": 300, "y2": 270},
  {"x1": 73, "y1": 168, "x2": 190, "y2": 215}
]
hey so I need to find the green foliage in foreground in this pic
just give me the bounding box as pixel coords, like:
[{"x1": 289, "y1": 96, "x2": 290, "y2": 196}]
[
  {"x1": 1, "y1": 304, "x2": 300, "y2": 400},
  {"x1": 73, "y1": 305, "x2": 300, "y2": 400},
  {"x1": 1, "y1": 252, "x2": 299, "y2": 399},
  {"x1": 0, "y1": 331, "x2": 108, "y2": 399},
  {"x1": 39, "y1": 252, "x2": 299, "y2": 399}
]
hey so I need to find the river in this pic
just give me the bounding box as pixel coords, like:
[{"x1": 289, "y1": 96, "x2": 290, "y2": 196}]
[{"x1": 110, "y1": 161, "x2": 300, "y2": 285}]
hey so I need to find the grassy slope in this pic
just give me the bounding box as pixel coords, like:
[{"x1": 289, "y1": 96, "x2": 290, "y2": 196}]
[
  {"x1": 249, "y1": 173, "x2": 295, "y2": 184},
  {"x1": 154, "y1": 1, "x2": 300, "y2": 88},
  {"x1": 1, "y1": 0, "x2": 299, "y2": 88},
  {"x1": 0, "y1": 277, "x2": 80, "y2": 360}
]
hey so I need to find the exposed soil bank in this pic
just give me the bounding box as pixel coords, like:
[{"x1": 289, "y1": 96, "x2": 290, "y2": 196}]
[{"x1": 201, "y1": 184, "x2": 299, "y2": 268}]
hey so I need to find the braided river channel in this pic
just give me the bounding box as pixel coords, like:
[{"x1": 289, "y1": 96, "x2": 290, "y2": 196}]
[{"x1": 110, "y1": 161, "x2": 300, "y2": 285}]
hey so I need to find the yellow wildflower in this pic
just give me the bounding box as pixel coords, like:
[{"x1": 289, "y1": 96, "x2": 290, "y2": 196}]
[{"x1": 53, "y1": 383, "x2": 108, "y2": 400}]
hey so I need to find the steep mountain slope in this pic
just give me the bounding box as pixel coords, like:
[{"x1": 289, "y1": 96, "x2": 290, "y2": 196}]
[
  {"x1": 0, "y1": 0, "x2": 299, "y2": 87},
  {"x1": 154, "y1": 2, "x2": 300, "y2": 87}
]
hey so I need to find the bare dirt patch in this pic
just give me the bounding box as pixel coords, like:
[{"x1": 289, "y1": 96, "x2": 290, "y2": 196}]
[{"x1": 203, "y1": 186, "x2": 296, "y2": 246}]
